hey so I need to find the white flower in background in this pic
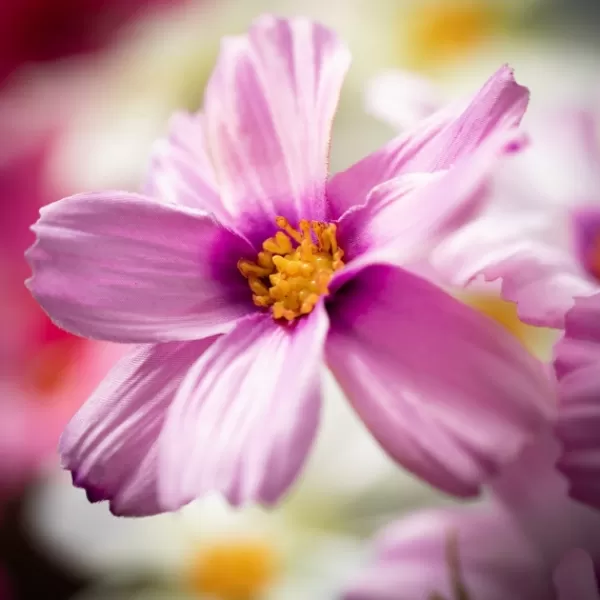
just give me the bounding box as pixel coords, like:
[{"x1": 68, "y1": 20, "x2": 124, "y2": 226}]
[{"x1": 26, "y1": 375, "x2": 445, "y2": 600}]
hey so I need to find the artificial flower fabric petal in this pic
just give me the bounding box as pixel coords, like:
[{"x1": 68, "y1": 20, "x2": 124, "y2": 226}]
[
  {"x1": 60, "y1": 340, "x2": 217, "y2": 516},
  {"x1": 327, "y1": 64, "x2": 529, "y2": 219},
  {"x1": 554, "y1": 549, "x2": 600, "y2": 600},
  {"x1": 203, "y1": 15, "x2": 351, "y2": 238},
  {"x1": 554, "y1": 294, "x2": 600, "y2": 510},
  {"x1": 326, "y1": 264, "x2": 554, "y2": 497},
  {"x1": 158, "y1": 307, "x2": 328, "y2": 510},
  {"x1": 27, "y1": 192, "x2": 255, "y2": 343}
]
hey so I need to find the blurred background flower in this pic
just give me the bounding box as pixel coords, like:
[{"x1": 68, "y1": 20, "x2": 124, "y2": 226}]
[{"x1": 2, "y1": 0, "x2": 600, "y2": 598}]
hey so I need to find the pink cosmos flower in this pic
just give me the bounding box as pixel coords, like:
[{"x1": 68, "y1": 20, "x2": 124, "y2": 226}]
[
  {"x1": 367, "y1": 70, "x2": 600, "y2": 330},
  {"x1": 343, "y1": 435, "x2": 600, "y2": 600},
  {"x1": 26, "y1": 16, "x2": 554, "y2": 517}
]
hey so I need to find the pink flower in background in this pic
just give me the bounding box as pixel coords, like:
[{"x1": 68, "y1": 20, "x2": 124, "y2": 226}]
[
  {"x1": 553, "y1": 293, "x2": 600, "y2": 511},
  {"x1": 368, "y1": 72, "x2": 600, "y2": 513},
  {"x1": 343, "y1": 436, "x2": 600, "y2": 600},
  {"x1": 368, "y1": 70, "x2": 600, "y2": 330},
  {"x1": 431, "y1": 108, "x2": 600, "y2": 330},
  {"x1": 27, "y1": 16, "x2": 553, "y2": 517},
  {"x1": 0, "y1": 115, "x2": 121, "y2": 496},
  {"x1": 0, "y1": 0, "x2": 190, "y2": 84}
]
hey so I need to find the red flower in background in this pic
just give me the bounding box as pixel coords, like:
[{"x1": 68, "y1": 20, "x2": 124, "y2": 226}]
[
  {"x1": 0, "y1": 0, "x2": 189, "y2": 83},
  {"x1": 0, "y1": 109, "x2": 121, "y2": 497}
]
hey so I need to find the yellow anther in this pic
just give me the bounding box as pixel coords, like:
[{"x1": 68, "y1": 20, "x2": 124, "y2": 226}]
[
  {"x1": 249, "y1": 277, "x2": 269, "y2": 296},
  {"x1": 237, "y1": 259, "x2": 271, "y2": 279},
  {"x1": 262, "y1": 231, "x2": 293, "y2": 255},
  {"x1": 257, "y1": 251, "x2": 274, "y2": 270},
  {"x1": 238, "y1": 216, "x2": 345, "y2": 321},
  {"x1": 253, "y1": 295, "x2": 272, "y2": 308}
]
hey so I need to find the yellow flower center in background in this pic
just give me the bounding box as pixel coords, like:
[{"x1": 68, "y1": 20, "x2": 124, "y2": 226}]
[
  {"x1": 460, "y1": 292, "x2": 553, "y2": 359},
  {"x1": 238, "y1": 217, "x2": 344, "y2": 321},
  {"x1": 404, "y1": 0, "x2": 503, "y2": 69},
  {"x1": 186, "y1": 539, "x2": 279, "y2": 600}
]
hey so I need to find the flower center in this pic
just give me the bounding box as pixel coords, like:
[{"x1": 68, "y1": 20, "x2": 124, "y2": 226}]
[
  {"x1": 403, "y1": 0, "x2": 501, "y2": 69},
  {"x1": 186, "y1": 539, "x2": 279, "y2": 600},
  {"x1": 238, "y1": 217, "x2": 344, "y2": 321}
]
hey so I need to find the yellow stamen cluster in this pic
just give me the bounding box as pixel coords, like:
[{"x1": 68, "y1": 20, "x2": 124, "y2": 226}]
[{"x1": 238, "y1": 216, "x2": 344, "y2": 321}]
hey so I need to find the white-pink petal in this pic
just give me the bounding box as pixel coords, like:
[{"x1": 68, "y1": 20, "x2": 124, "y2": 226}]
[
  {"x1": 432, "y1": 210, "x2": 599, "y2": 328},
  {"x1": 59, "y1": 339, "x2": 216, "y2": 516},
  {"x1": 327, "y1": 64, "x2": 529, "y2": 219},
  {"x1": 158, "y1": 308, "x2": 329, "y2": 510},
  {"x1": 144, "y1": 112, "x2": 225, "y2": 219},
  {"x1": 203, "y1": 15, "x2": 351, "y2": 234},
  {"x1": 27, "y1": 192, "x2": 255, "y2": 343},
  {"x1": 326, "y1": 264, "x2": 554, "y2": 497},
  {"x1": 338, "y1": 129, "x2": 523, "y2": 263}
]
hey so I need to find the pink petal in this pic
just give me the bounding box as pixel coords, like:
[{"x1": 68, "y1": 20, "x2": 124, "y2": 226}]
[
  {"x1": 337, "y1": 129, "x2": 523, "y2": 262},
  {"x1": 27, "y1": 192, "x2": 256, "y2": 343},
  {"x1": 336, "y1": 172, "x2": 441, "y2": 262},
  {"x1": 432, "y1": 211, "x2": 598, "y2": 329},
  {"x1": 327, "y1": 64, "x2": 529, "y2": 219},
  {"x1": 326, "y1": 264, "x2": 554, "y2": 497},
  {"x1": 344, "y1": 505, "x2": 550, "y2": 600},
  {"x1": 554, "y1": 549, "x2": 600, "y2": 600},
  {"x1": 158, "y1": 308, "x2": 328, "y2": 509},
  {"x1": 489, "y1": 432, "x2": 600, "y2": 566},
  {"x1": 143, "y1": 112, "x2": 225, "y2": 219},
  {"x1": 203, "y1": 15, "x2": 350, "y2": 237},
  {"x1": 573, "y1": 206, "x2": 600, "y2": 280},
  {"x1": 554, "y1": 294, "x2": 600, "y2": 509},
  {"x1": 555, "y1": 294, "x2": 600, "y2": 378},
  {"x1": 59, "y1": 339, "x2": 217, "y2": 516}
]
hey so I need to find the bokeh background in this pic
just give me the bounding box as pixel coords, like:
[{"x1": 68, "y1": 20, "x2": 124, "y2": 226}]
[{"x1": 1, "y1": 1, "x2": 599, "y2": 598}]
